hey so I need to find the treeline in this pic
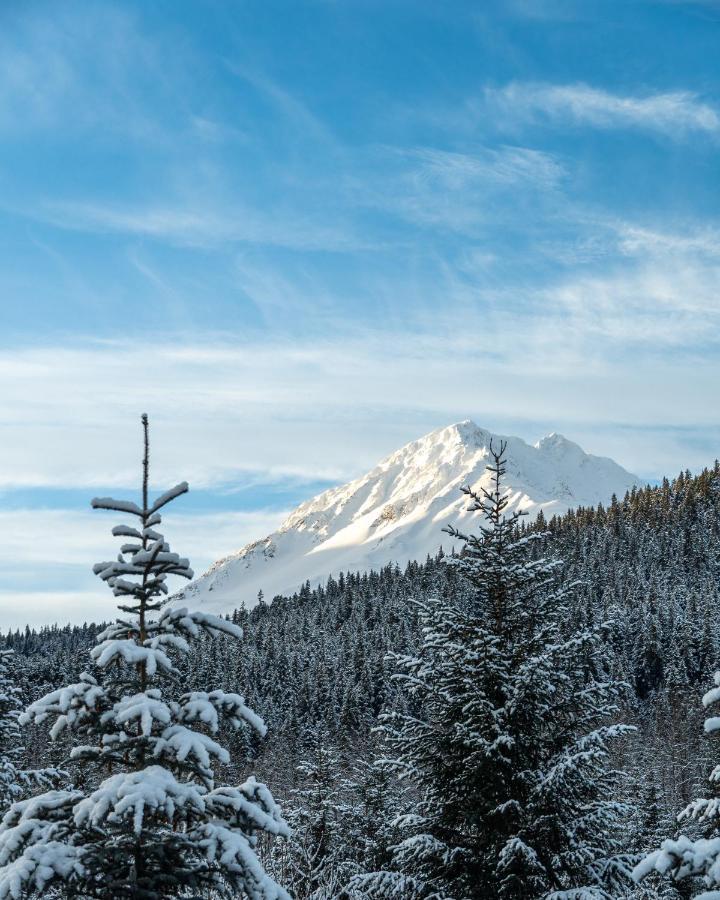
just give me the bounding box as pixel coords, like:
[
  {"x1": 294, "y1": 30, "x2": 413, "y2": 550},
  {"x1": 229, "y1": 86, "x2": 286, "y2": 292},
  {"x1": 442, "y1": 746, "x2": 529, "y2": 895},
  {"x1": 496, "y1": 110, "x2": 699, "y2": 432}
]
[{"x1": 3, "y1": 452, "x2": 720, "y2": 896}]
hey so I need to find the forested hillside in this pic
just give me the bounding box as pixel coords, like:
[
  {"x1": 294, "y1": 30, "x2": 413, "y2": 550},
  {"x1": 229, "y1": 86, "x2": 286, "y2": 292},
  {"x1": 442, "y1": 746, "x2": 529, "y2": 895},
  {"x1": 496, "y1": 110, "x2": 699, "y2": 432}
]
[{"x1": 4, "y1": 460, "x2": 720, "y2": 897}]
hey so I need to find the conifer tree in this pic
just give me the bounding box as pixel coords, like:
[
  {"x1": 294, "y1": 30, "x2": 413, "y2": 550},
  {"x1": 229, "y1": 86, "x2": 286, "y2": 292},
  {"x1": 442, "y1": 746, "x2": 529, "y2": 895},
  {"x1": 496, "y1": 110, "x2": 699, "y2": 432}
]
[
  {"x1": 353, "y1": 442, "x2": 634, "y2": 899},
  {"x1": 337, "y1": 757, "x2": 397, "y2": 894},
  {"x1": 0, "y1": 649, "x2": 58, "y2": 812},
  {"x1": 276, "y1": 729, "x2": 347, "y2": 899},
  {"x1": 634, "y1": 667, "x2": 720, "y2": 896},
  {"x1": 0, "y1": 415, "x2": 289, "y2": 899},
  {"x1": 624, "y1": 781, "x2": 683, "y2": 900}
]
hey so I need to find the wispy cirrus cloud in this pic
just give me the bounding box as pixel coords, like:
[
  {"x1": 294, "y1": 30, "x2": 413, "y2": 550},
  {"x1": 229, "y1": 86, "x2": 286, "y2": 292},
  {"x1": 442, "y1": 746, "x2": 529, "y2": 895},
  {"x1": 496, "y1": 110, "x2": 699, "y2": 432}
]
[
  {"x1": 8, "y1": 141, "x2": 566, "y2": 251},
  {"x1": 405, "y1": 146, "x2": 565, "y2": 190},
  {"x1": 615, "y1": 223, "x2": 720, "y2": 257},
  {"x1": 546, "y1": 260, "x2": 720, "y2": 343},
  {"x1": 485, "y1": 82, "x2": 720, "y2": 136},
  {"x1": 13, "y1": 200, "x2": 378, "y2": 253},
  {"x1": 346, "y1": 144, "x2": 566, "y2": 233},
  {"x1": 0, "y1": 4, "x2": 184, "y2": 143},
  {"x1": 0, "y1": 234, "x2": 718, "y2": 496}
]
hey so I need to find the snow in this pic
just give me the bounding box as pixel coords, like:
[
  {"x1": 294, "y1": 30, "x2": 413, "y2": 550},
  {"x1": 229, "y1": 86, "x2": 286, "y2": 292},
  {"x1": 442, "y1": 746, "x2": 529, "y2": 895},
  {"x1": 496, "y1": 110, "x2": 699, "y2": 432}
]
[
  {"x1": 20, "y1": 675, "x2": 107, "y2": 740},
  {"x1": 633, "y1": 836, "x2": 720, "y2": 885},
  {"x1": 74, "y1": 766, "x2": 205, "y2": 835},
  {"x1": 176, "y1": 420, "x2": 639, "y2": 615},
  {"x1": 112, "y1": 690, "x2": 171, "y2": 736},
  {"x1": 90, "y1": 497, "x2": 143, "y2": 517},
  {"x1": 635, "y1": 666, "x2": 720, "y2": 893},
  {"x1": 150, "y1": 481, "x2": 189, "y2": 514},
  {"x1": 158, "y1": 607, "x2": 244, "y2": 640},
  {"x1": 91, "y1": 639, "x2": 174, "y2": 675},
  {"x1": 0, "y1": 840, "x2": 81, "y2": 899},
  {"x1": 155, "y1": 725, "x2": 228, "y2": 769},
  {"x1": 206, "y1": 777, "x2": 290, "y2": 836},
  {"x1": 198, "y1": 824, "x2": 273, "y2": 877},
  {"x1": 92, "y1": 484, "x2": 189, "y2": 518},
  {"x1": 111, "y1": 525, "x2": 143, "y2": 538},
  {"x1": 180, "y1": 690, "x2": 266, "y2": 736},
  {"x1": 0, "y1": 792, "x2": 84, "y2": 899}
]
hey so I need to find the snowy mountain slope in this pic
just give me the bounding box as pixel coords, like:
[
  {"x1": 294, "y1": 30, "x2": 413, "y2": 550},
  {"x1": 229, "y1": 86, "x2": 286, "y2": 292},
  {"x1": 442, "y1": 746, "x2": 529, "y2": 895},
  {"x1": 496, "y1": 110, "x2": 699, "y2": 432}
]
[{"x1": 177, "y1": 421, "x2": 639, "y2": 614}]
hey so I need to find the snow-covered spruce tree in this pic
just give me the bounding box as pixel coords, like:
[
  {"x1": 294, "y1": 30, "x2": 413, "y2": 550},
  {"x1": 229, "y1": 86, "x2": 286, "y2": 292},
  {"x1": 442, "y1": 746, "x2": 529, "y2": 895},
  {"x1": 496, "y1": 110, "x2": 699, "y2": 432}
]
[
  {"x1": 352, "y1": 442, "x2": 635, "y2": 900},
  {"x1": 267, "y1": 736, "x2": 399, "y2": 900},
  {"x1": 0, "y1": 649, "x2": 59, "y2": 812},
  {"x1": 272, "y1": 730, "x2": 348, "y2": 899},
  {"x1": 338, "y1": 758, "x2": 398, "y2": 891},
  {"x1": 0, "y1": 415, "x2": 289, "y2": 899},
  {"x1": 634, "y1": 667, "x2": 720, "y2": 896}
]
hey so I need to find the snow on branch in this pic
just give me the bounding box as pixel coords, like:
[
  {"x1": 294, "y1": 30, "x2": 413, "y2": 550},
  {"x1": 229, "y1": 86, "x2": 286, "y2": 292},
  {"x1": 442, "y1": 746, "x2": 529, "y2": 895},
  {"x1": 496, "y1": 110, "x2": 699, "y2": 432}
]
[
  {"x1": 0, "y1": 837, "x2": 82, "y2": 899},
  {"x1": 91, "y1": 641, "x2": 174, "y2": 676},
  {"x1": 0, "y1": 792, "x2": 84, "y2": 899},
  {"x1": 155, "y1": 725, "x2": 229, "y2": 771},
  {"x1": 633, "y1": 835, "x2": 720, "y2": 887},
  {"x1": 150, "y1": 482, "x2": 189, "y2": 515},
  {"x1": 90, "y1": 498, "x2": 144, "y2": 517},
  {"x1": 111, "y1": 525, "x2": 143, "y2": 539},
  {"x1": 196, "y1": 823, "x2": 288, "y2": 895},
  {"x1": 20, "y1": 675, "x2": 108, "y2": 741},
  {"x1": 180, "y1": 691, "x2": 266, "y2": 736},
  {"x1": 74, "y1": 766, "x2": 205, "y2": 836},
  {"x1": 157, "y1": 607, "x2": 244, "y2": 641},
  {"x1": 112, "y1": 691, "x2": 172, "y2": 737},
  {"x1": 205, "y1": 777, "x2": 290, "y2": 837}
]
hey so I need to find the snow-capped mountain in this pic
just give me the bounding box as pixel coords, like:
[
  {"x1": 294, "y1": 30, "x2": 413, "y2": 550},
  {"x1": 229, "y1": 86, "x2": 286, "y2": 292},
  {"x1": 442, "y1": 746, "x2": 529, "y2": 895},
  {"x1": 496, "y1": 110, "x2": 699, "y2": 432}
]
[{"x1": 178, "y1": 421, "x2": 639, "y2": 614}]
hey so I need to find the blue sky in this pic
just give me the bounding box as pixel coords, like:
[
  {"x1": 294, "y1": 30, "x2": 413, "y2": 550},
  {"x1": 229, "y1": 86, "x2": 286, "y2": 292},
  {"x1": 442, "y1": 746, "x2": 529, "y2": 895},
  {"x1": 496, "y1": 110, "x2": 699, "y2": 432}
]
[{"x1": 1, "y1": 0, "x2": 719, "y2": 627}]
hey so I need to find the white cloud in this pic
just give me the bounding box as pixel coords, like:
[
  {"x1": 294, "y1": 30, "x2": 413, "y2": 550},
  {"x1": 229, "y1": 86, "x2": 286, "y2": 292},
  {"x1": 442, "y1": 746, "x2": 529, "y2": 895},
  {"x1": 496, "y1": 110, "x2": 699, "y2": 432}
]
[
  {"x1": 21, "y1": 143, "x2": 564, "y2": 250},
  {"x1": 0, "y1": 273, "x2": 717, "y2": 496},
  {"x1": 615, "y1": 223, "x2": 720, "y2": 258},
  {"x1": 2, "y1": 242, "x2": 720, "y2": 627},
  {"x1": 27, "y1": 201, "x2": 373, "y2": 253},
  {"x1": 486, "y1": 82, "x2": 720, "y2": 136},
  {"x1": 406, "y1": 146, "x2": 565, "y2": 190},
  {"x1": 546, "y1": 259, "x2": 720, "y2": 340},
  {"x1": 350, "y1": 145, "x2": 565, "y2": 232},
  {"x1": 226, "y1": 63, "x2": 339, "y2": 150}
]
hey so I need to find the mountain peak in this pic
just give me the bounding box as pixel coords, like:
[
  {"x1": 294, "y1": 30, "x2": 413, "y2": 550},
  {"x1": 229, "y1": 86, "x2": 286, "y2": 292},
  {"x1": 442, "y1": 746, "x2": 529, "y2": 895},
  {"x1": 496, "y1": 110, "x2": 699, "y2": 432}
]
[
  {"x1": 449, "y1": 419, "x2": 488, "y2": 443},
  {"x1": 177, "y1": 422, "x2": 639, "y2": 615},
  {"x1": 408, "y1": 419, "x2": 497, "y2": 457},
  {"x1": 536, "y1": 432, "x2": 582, "y2": 453},
  {"x1": 402, "y1": 418, "x2": 484, "y2": 445}
]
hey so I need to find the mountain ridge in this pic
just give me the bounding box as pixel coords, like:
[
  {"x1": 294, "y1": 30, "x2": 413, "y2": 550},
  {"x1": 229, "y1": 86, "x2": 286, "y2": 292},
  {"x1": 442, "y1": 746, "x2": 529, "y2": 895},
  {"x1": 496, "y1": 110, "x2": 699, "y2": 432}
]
[{"x1": 177, "y1": 421, "x2": 639, "y2": 613}]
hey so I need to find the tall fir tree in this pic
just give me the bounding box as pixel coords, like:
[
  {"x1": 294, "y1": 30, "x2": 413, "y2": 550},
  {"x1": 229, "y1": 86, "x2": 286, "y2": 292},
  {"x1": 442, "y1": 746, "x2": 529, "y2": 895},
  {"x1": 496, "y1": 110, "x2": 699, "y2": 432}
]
[
  {"x1": 353, "y1": 442, "x2": 634, "y2": 899},
  {"x1": 0, "y1": 415, "x2": 289, "y2": 899}
]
